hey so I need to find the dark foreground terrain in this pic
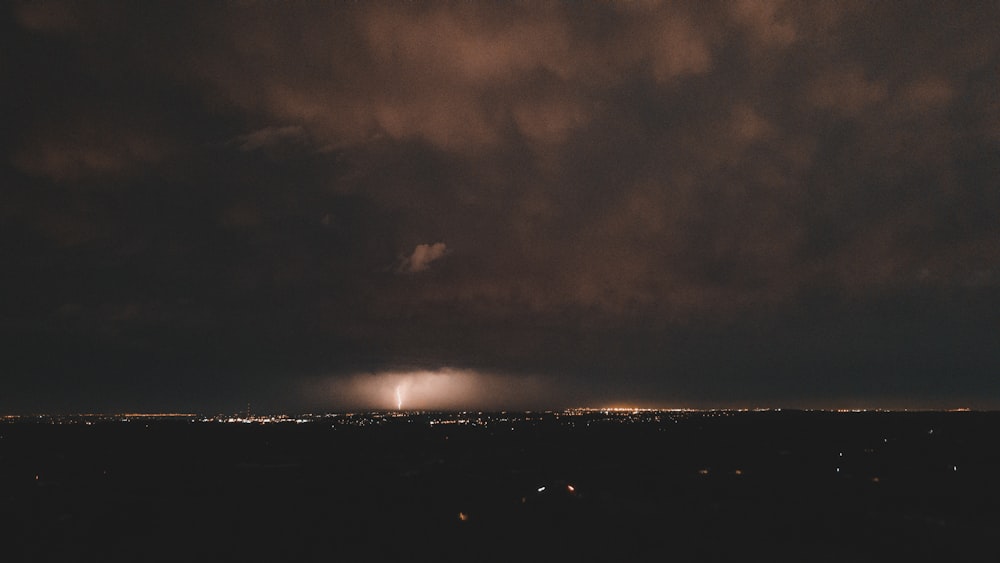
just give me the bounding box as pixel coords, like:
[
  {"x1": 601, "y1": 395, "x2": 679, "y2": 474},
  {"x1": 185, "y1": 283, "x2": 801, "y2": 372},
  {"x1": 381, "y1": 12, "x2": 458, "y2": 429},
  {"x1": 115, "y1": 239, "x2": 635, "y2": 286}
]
[{"x1": 2, "y1": 410, "x2": 998, "y2": 562}]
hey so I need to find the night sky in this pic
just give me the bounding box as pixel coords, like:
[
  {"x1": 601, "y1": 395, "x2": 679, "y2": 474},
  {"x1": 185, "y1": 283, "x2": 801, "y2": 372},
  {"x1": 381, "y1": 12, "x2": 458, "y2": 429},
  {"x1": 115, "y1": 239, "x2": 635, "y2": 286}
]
[{"x1": 3, "y1": 1, "x2": 999, "y2": 414}]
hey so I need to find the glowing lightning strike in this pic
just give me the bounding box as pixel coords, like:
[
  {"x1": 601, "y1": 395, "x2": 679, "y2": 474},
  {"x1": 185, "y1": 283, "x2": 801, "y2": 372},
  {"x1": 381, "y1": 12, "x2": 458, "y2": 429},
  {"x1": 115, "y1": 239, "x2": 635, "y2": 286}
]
[{"x1": 395, "y1": 384, "x2": 403, "y2": 410}]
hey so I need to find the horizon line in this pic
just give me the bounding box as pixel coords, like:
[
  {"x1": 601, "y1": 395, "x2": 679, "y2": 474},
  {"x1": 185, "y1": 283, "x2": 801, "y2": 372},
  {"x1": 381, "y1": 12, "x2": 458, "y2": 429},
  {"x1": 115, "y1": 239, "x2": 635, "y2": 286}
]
[{"x1": 1, "y1": 406, "x2": 985, "y2": 418}]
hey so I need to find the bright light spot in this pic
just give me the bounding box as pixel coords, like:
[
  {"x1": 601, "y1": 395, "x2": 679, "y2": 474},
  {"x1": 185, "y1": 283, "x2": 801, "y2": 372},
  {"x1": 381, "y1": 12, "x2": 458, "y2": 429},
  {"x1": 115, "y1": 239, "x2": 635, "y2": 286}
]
[
  {"x1": 537, "y1": 486, "x2": 546, "y2": 493},
  {"x1": 306, "y1": 368, "x2": 551, "y2": 411},
  {"x1": 698, "y1": 469, "x2": 709, "y2": 475},
  {"x1": 458, "y1": 512, "x2": 469, "y2": 522},
  {"x1": 566, "y1": 485, "x2": 575, "y2": 493},
  {"x1": 953, "y1": 465, "x2": 958, "y2": 471}
]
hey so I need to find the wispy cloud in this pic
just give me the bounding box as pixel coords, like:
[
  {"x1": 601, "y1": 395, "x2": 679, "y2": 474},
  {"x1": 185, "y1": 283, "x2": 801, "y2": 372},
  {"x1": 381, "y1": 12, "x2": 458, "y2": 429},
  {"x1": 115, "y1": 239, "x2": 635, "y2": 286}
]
[{"x1": 232, "y1": 125, "x2": 309, "y2": 152}]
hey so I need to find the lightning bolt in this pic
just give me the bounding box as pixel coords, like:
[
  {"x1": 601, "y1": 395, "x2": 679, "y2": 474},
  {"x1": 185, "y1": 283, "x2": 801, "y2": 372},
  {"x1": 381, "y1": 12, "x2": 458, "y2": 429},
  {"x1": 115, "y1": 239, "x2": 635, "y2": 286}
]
[{"x1": 395, "y1": 384, "x2": 403, "y2": 410}]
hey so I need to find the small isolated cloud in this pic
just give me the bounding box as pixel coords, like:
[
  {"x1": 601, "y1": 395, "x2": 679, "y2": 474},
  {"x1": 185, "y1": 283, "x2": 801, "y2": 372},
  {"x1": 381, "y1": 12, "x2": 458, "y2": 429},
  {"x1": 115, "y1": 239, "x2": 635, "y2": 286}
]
[{"x1": 399, "y1": 242, "x2": 448, "y2": 273}]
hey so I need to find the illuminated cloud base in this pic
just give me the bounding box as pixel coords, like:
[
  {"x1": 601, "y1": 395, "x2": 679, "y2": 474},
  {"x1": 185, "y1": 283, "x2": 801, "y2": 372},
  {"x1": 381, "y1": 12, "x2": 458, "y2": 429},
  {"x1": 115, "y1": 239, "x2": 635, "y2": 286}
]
[{"x1": 303, "y1": 368, "x2": 552, "y2": 411}]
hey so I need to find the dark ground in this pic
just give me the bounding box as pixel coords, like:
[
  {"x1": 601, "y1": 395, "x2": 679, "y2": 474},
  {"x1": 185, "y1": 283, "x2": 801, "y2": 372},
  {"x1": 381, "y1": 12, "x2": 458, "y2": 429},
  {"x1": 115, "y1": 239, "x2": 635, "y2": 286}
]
[{"x1": 2, "y1": 411, "x2": 998, "y2": 562}]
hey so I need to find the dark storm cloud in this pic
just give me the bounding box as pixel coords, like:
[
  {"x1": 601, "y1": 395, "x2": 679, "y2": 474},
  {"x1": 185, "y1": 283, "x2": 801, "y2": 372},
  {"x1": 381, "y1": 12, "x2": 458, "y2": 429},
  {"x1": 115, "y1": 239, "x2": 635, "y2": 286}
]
[{"x1": 3, "y1": 1, "x2": 999, "y2": 412}]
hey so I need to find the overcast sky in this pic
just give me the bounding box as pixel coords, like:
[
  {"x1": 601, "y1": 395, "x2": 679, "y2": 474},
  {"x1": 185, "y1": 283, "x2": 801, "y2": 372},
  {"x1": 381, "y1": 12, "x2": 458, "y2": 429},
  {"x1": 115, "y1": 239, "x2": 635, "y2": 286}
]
[{"x1": 3, "y1": 1, "x2": 999, "y2": 413}]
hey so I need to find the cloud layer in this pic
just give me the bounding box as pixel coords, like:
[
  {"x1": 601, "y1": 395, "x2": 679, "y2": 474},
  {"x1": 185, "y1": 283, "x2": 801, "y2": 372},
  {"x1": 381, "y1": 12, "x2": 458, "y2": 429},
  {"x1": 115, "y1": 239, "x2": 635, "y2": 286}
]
[{"x1": 3, "y1": 1, "x2": 999, "y2": 411}]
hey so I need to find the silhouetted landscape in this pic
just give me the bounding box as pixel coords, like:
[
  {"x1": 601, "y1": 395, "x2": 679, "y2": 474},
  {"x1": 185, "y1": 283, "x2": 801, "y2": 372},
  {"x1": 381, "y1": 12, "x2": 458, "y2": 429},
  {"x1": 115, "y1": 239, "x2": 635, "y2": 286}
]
[{"x1": 3, "y1": 410, "x2": 998, "y2": 561}]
